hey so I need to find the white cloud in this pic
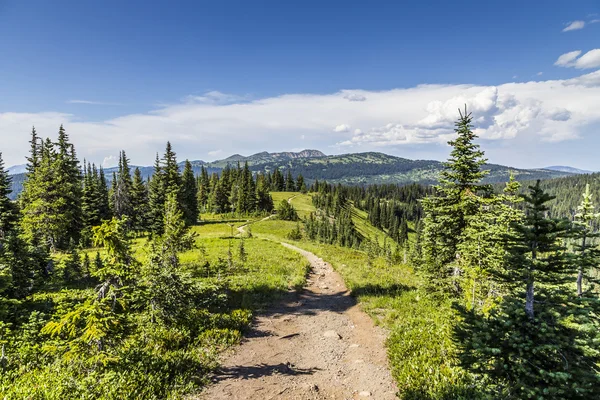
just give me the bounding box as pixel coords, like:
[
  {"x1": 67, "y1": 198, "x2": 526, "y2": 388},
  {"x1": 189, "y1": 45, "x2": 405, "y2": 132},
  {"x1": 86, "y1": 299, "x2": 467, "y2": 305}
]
[
  {"x1": 342, "y1": 92, "x2": 367, "y2": 102},
  {"x1": 555, "y1": 49, "x2": 600, "y2": 69},
  {"x1": 67, "y1": 99, "x2": 123, "y2": 106},
  {"x1": 184, "y1": 91, "x2": 249, "y2": 105},
  {"x1": 102, "y1": 155, "x2": 118, "y2": 168},
  {"x1": 2, "y1": 70, "x2": 600, "y2": 169},
  {"x1": 333, "y1": 124, "x2": 351, "y2": 133},
  {"x1": 208, "y1": 149, "x2": 223, "y2": 157},
  {"x1": 537, "y1": 72, "x2": 544, "y2": 76},
  {"x1": 563, "y1": 20, "x2": 585, "y2": 31},
  {"x1": 591, "y1": 19, "x2": 600, "y2": 24},
  {"x1": 555, "y1": 50, "x2": 583, "y2": 66}
]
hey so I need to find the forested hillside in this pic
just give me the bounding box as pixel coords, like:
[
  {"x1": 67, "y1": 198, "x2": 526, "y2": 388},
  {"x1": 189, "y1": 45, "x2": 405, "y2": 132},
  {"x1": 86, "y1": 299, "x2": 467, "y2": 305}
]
[{"x1": 7, "y1": 149, "x2": 572, "y2": 199}]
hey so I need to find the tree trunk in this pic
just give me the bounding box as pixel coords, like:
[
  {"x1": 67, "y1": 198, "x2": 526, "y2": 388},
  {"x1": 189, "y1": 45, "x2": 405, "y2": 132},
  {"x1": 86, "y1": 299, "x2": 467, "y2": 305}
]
[
  {"x1": 525, "y1": 280, "x2": 534, "y2": 319},
  {"x1": 577, "y1": 269, "x2": 583, "y2": 297},
  {"x1": 577, "y1": 234, "x2": 586, "y2": 297}
]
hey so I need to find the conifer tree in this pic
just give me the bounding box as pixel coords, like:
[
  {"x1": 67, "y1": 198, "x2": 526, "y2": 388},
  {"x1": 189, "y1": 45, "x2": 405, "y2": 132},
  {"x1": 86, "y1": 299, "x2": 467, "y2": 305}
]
[
  {"x1": 272, "y1": 167, "x2": 284, "y2": 191},
  {"x1": 210, "y1": 174, "x2": 231, "y2": 214},
  {"x1": 503, "y1": 181, "x2": 572, "y2": 318},
  {"x1": 130, "y1": 167, "x2": 149, "y2": 233},
  {"x1": 285, "y1": 170, "x2": 295, "y2": 191},
  {"x1": 0, "y1": 153, "x2": 16, "y2": 238},
  {"x1": 26, "y1": 126, "x2": 41, "y2": 175},
  {"x1": 296, "y1": 174, "x2": 306, "y2": 193},
  {"x1": 255, "y1": 173, "x2": 274, "y2": 212},
  {"x1": 21, "y1": 137, "x2": 71, "y2": 250},
  {"x1": 197, "y1": 166, "x2": 210, "y2": 212},
  {"x1": 98, "y1": 166, "x2": 111, "y2": 221},
  {"x1": 55, "y1": 126, "x2": 83, "y2": 247},
  {"x1": 180, "y1": 160, "x2": 198, "y2": 225},
  {"x1": 147, "y1": 153, "x2": 166, "y2": 235},
  {"x1": 162, "y1": 142, "x2": 181, "y2": 195},
  {"x1": 572, "y1": 183, "x2": 600, "y2": 296},
  {"x1": 112, "y1": 151, "x2": 134, "y2": 220},
  {"x1": 420, "y1": 107, "x2": 489, "y2": 293}
]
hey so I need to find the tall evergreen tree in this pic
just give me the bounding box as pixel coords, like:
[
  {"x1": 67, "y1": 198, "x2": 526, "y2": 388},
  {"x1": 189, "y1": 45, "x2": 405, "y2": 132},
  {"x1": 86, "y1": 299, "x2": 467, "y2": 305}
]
[
  {"x1": 130, "y1": 167, "x2": 149, "y2": 233},
  {"x1": 112, "y1": 151, "x2": 133, "y2": 219},
  {"x1": 98, "y1": 166, "x2": 111, "y2": 221},
  {"x1": 420, "y1": 107, "x2": 489, "y2": 293},
  {"x1": 148, "y1": 153, "x2": 166, "y2": 235},
  {"x1": 285, "y1": 170, "x2": 295, "y2": 191},
  {"x1": 0, "y1": 153, "x2": 16, "y2": 238},
  {"x1": 180, "y1": 160, "x2": 198, "y2": 225},
  {"x1": 572, "y1": 183, "x2": 600, "y2": 296},
  {"x1": 197, "y1": 166, "x2": 210, "y2": 212},
  {"x1": 55, "y1": 126, "x2": 83, "y2": 247},
  {"x1": 162, "y1": 142, "x2": 181, "y2": 196}
]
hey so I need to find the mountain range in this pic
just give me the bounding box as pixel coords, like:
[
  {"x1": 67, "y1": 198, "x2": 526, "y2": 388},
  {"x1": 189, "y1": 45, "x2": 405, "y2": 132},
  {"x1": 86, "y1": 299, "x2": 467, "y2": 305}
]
[{"x1": 6, "y1": 149, "x2": 586, "y2": 199}]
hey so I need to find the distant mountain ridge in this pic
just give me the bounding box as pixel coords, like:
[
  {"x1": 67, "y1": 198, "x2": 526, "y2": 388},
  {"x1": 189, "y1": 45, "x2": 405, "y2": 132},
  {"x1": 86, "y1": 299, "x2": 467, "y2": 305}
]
[
  {"x1": 7, "y1": 149, "x2": 573, "y2": 199},
  {"x1": 543, "y1": 166, "x2": 593, "y2": 175}
]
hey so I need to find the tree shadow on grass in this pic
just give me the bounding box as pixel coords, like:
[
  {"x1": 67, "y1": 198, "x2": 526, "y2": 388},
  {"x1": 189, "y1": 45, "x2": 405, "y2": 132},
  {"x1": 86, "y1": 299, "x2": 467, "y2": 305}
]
[{"x1": 350, "y1": 283, "x2": 413, "y2": 298}]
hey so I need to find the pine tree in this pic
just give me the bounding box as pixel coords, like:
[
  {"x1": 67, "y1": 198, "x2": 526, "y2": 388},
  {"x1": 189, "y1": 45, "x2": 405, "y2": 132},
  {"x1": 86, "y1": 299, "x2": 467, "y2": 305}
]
[
  {"x1": 21, "y1": 137, "x2": 70, "y2": 250},
  {"x1": 55, "y1": 126, "x2": 83, "y2": 247},
  {"x1": 181, "y1": 160, "x2": 198, "y2": 225},
  {"x1": 296, "y1": 174, "x2": 306, "y2": 193},
  {"x1": 272, "y1": 167, "x2": 284, "y2": 191},
  {"x1": 420, "y1": 107, "x2": 489, "y2": 294},
  {"x1": 98, "y1": 167, "x2": 111, "y2": 221},
  {"x1": 26, "y1": 126, "x2": 41, "y2": 175},
  {"x1": 147, "y1": 153, "x2": 166, "y2": 235},
  {"x1": 255, "y1": 173, "x2": 274, "y2": 212},
  {"x1": 210, "y1": 174, "x2": 231, "y2": 213},
  {"x1": 197, "y1": 166, "x2": 210, "y2": 212},
  {"x1": 503, "y1": 181, "x2": 572, "y2": 318},
  {"x1": 572, "y1": 183, "x2": 600, "y2": 296},
  {"x1": 285, "y1": 170, "x2": 295, "y2": 191},
  {"x1": 130, "y1": 167, "x2": 149, "y2": 233},
  {"x1": 0, "y1": 153, "x2": 16, "y2": 238},
  {"x1": 162, "y1": 142, "x2": 181, "y2": 196},
  {"x1": 112, "y1": 151, "x2": 134, "y2": 220}
]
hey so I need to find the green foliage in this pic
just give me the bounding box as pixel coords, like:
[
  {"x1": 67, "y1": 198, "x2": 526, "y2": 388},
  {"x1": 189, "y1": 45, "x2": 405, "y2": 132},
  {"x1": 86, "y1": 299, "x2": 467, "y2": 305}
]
[{"x1": 276, "y1": 199, "x2": 298, "y2": 221}]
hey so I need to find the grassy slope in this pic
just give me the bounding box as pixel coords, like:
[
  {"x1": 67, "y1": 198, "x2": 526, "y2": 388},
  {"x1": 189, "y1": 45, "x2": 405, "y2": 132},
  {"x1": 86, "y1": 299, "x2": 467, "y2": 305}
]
[{"x1": 22, "y1": 222, "x2": 310, "y2": 399}]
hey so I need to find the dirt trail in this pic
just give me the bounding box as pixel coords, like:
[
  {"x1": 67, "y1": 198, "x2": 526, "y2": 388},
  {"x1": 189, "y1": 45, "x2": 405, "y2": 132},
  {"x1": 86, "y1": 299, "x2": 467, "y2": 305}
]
[{"x1": 198, "y1": 241, "x2": 398, "y2": 399}]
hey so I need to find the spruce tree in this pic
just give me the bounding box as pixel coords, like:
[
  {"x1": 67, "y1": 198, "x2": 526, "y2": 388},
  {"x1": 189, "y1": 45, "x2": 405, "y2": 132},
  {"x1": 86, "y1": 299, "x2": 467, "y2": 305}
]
[
  {"x1": 112, "y1": 151, "x2": 134, "y2": 220},
  {"x1": 285, "y1": 170, "x2": 295, "y2": 191},
  {"x1": 180, "y1": 160, "x2": 198, "y2": 225},
  {"x1": 162, "y1": 142, "x2": 181, "y2": 196},
  {"x1": 255, "y1": 173, "x2": 274, "y2": 212},
  {"x1": 197, "y1": 166, "x2": 210, "y2": 212},
  {"x1": 130, "y1": 167, "x2": 149, "y2": 233},
  {"x1": 147, "y1": 153, "x2": 166, "y2": 235},
  {"x1": 296, "y1": 174, "x2": 306, "y2": 193},
  {"x1": 0, "y1": 153, "x2": 16, "y2": 238},
  {"x1": 98, "y1": 166, "x2": 111, "y2": 221},
  {"x1": 420, "y1": 107, "x2": 489, "y2": 294},
  {"x1": 572, "y1": 183, "x2": 600, "y2": 296}
]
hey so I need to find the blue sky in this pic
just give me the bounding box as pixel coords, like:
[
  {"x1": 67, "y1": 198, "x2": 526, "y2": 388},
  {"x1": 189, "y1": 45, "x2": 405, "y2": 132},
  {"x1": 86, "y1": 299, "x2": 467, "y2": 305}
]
[{"x1": 1, "y1": 0, "x2": 599, "y2": 169}]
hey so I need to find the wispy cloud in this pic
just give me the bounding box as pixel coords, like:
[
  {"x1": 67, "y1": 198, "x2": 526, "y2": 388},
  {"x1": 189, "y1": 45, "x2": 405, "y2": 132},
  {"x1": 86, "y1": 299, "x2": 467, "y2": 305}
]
[
  {"x1": 208, "y1": 149, "x2": 223, "y2": 157},
  {"x1": 555, "y1": 49, "x2": 600, "y2": 69},
  {"x1": 333, "y1": 124, "x2": 351, "y2": 133},
  {"x1": 563, "y1": 20, "x2": 586, "y2": 32},
  {"x1": 67, "y1": 99, "x2": 123, "y2": 106}
]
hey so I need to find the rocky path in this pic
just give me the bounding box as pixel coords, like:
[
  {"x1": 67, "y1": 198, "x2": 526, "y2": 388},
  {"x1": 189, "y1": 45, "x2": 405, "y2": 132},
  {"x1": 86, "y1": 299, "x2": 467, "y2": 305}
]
[{"x1": 197, "y1": 241, "x2": 398, "y2": 399}]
